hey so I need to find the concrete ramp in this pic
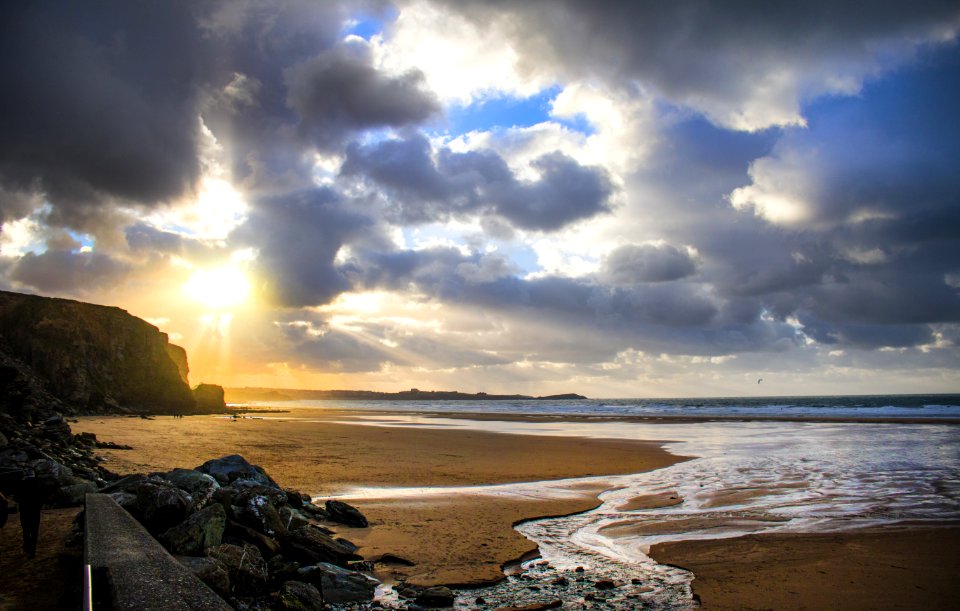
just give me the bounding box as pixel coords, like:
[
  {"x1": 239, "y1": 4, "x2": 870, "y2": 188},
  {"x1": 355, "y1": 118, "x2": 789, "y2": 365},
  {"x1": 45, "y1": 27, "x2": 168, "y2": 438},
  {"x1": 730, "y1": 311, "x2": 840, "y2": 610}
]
[{"x1": 84, "y1": 493, "x2": 232, "y2": 610}]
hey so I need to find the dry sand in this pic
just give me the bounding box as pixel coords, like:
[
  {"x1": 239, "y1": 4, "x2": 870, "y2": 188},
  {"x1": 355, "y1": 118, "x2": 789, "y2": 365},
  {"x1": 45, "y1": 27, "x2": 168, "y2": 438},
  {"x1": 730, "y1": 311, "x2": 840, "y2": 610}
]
[
  {"x1": 649, "y1": 525, "x2": 960, "y2": 610},
  {"x1": 0, "y1": 507, "x2": 83, "y2": 611},
  {"x1": 75, "y1": 412, "x2": 683, "y2": 585}
]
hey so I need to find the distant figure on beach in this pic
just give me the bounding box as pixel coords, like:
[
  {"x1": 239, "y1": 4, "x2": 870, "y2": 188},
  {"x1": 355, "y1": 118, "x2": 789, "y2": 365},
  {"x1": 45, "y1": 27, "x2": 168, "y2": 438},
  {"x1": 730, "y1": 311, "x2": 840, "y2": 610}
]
[{"x1": 17, "y1": 472, "x2": 44, "y2": 558}]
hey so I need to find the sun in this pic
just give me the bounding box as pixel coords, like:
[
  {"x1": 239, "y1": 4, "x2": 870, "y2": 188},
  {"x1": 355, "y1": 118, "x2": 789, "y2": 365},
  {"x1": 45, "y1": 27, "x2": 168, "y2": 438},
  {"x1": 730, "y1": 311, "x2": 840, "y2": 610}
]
[{"x1": 183, "y1": 265, "x2": 251, "y2": 310}]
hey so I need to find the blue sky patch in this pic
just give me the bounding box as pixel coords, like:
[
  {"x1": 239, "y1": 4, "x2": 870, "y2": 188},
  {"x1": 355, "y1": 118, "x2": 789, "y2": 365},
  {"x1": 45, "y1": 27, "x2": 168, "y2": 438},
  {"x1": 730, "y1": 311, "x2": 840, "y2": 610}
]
[{"x1": 441, "y1": 86, "x2": 596, "y2": 137}]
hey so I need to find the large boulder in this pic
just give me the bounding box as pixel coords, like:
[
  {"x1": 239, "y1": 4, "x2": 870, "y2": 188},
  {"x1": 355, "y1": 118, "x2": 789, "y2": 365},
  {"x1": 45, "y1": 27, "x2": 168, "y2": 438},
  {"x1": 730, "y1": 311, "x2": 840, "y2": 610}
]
[
  {"x1": 324, "y1": 499, "x2": 368, "y2": 528},
  {"x1": 231, "y1": 492, "x2": 286, "y2": 538},
  {"x1": 196, "y1": 455, "x2": 279, "y2": 488},
  {"x1": 177, "y1": 555, "x2": 231, "y2": 599},
  {"x1": 297, "y1": 563, "x2": 379, "y2": 604},
  {"x1": 158, "y1": 468, "x2": 219, "y2": 511},
  {"x1": 208, "y1": 543, "x2": 269, "y2": 596},
  {"x1": 416, "y1": 585, "x2": 456, "y2": 608},
  {"x1": 277, "y1": 580, "x2": 325, "y2": 611},
  {"x1": 278, "y1": 505, "x2": 309, "y2": 532},
  {"x1": 268, "y1": 556, "x2": 302, "y2": 588},
  {"x1": 57, "y1": 479, "x2": 99, "y2": 505},
  {"x1": 160, "y1": 503, "x2": 226, "y2": 556},
  {"x1": 127, "y1": 479, "x2": 192, "y2": 533},
  {"x1": 225, "y1": 520, "x2": 282, "y2": 559},
  {"x1": 281, "y1": 525, "x2": 363, "y2": 567}
]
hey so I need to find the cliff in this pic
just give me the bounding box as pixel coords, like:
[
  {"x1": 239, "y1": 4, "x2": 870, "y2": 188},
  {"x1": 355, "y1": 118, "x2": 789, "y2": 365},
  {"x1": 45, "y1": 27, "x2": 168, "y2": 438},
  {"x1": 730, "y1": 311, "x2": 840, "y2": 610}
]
[{"x1": 0, "y1": 290, "x2": 196, "y2": 414}]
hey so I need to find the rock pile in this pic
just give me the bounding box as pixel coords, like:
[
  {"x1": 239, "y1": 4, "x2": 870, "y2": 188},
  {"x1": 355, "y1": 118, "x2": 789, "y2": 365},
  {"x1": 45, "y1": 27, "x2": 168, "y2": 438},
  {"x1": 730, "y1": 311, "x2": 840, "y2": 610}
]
[
  {"x1": 102, "y1": 454, "x2": 387, "y2": 609},
  {"x1": 0, "y1": 357, "x2": 114, "y2": 502}
]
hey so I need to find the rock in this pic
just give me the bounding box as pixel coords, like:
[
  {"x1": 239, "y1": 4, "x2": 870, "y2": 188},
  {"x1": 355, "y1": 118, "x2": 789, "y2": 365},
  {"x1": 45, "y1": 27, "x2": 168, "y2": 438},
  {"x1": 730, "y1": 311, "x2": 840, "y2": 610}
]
[
  {"x1": 160, "y1": 503, "x2": 226, "y2": 555},
  {"x1": 299, "y1": 502, "x2": 329, "y2": 520},
  {"x1": 552, "y1": 576, "x2": 568, "y2": 586},
  {"x1": 196, "y1": 454, "x2": 279, "y2": 488},
  {"x1": 212, "y1": 485, "x2": 240, "y2": 508},
  {"x1": 595, "y1": 579, "x2": 616, "y2": 590},
  {"x1": 493, "y1": 602, "x2": 563, "y2": 611},
  {"x1": 281, "y1": 525, "x2": 363, "y2": 566},
  {"x1": 268, "y1": 555, "x2": 302, "y2": 587},
  {"x1": 284, "y1": 489, "x2": 307, "y2": 509},
  {"x1": 29, "y1": 458, "x2": 72, "y2": 488},
  {"x1": 370, "y1": 553, "x2": 416, "y2": 567},
  {"x1": 208, "y1": 542, "x2": 269, "y2": 596},
  {"x1": 324, "y1": 499, "x2": 368, "y2": 527},
  {"x1": 297, "y1": 562, "x2": 379, "y2": 604},
  {"x1": 178, "y1": 555, "x2": 231, "y2": 599},
  {"x1": 57, "y1": 479, "x2": 99, "y2": 505},
  {"x1": 278, "y1": 505, "x2": 309, "y2": 532},
  {"x1": 193, "y1": 384, "x2": 226, "y2": 411},
  {"x1": 158, "y1": 468, "x2": 219, "y2": 510},
  {"x1": 100, "y1": 473, "x2": 147, "y2": 494},
  {"x1": 225, "y1": 520, "x2": 282, "y2": 559},
  {"x1": 132, "y1": 480, "x2": 192, "y2": 533},
  {"x1": 231, "y1": 492, "x2": 286, "y2": 538},
  {"x1": 415, "y1": 585, "x2": 455, "y2": 607},
  {"x1": 277, "y1": 580, "x2": 325, "y2": 611}
]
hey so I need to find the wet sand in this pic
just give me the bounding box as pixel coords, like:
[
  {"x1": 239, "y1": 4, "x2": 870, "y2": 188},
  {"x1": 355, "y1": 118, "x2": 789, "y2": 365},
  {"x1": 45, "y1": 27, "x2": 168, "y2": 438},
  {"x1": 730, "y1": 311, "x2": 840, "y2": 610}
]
[
  {"x1": 75, "y1": 412, "x2": 683, "y2": 585},
  {"x1": 649, "y1": 525, "x2": 960, "y2": 610}
]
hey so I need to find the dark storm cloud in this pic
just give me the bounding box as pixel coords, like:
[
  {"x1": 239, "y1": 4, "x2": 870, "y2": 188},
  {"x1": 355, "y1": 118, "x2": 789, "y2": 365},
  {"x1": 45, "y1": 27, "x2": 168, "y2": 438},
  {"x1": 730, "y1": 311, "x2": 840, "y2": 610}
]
[
  {"x1": 239, "y1": 188, "x2": 378, "y2": 308},
  {"x1": 8, "y1": 249, "x2": 130, "y2": 293},
  {"x1": 341, "y1": 135, "x2": 615, "y2": 230},
  {"x1": 797, "y1": 316, "x2": 935, "y2": 349},
  {"x1": 0, "y1": 1, "x2": 204, "y2": 221},
  {"x1": 429, "y1": 0, "x2": 960, "y2": 127},
  {"x1": 602, "y1": 244, "x2": 698, "y2": 284},
  {"x1": 286, "y1": 47, "x2": 440, "y2": 150},
  {"x1": 125, "y1": 224, "x2": 186, "y2": 254}
]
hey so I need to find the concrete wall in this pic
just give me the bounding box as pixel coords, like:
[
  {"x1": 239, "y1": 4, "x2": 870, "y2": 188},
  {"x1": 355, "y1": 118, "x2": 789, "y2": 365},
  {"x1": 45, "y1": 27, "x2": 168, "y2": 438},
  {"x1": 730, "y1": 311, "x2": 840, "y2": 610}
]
[{"x1": 84, "y1": 493, "x2": 231, "y2": 610}]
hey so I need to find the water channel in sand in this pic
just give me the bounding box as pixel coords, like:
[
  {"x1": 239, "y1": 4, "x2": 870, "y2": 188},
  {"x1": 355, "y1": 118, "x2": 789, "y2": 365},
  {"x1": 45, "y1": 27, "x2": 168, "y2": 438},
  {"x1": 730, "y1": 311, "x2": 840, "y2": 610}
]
[{"x1": 328, "y1": 416, "x2": 960, "y2": 608}]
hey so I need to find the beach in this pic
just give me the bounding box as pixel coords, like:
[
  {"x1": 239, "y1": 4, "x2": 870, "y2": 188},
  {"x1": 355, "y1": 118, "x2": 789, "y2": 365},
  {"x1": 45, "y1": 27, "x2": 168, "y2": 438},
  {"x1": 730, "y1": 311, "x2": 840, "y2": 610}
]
[
  {"x1": 74, "y1": 410, "x2": 683, "y2": 586},
  {"x1": 73, "y1": 405, "x2": 960, "y2": 607},
  {"x1": 649, "y1": 526, "x2": 960, "y2": 610}
]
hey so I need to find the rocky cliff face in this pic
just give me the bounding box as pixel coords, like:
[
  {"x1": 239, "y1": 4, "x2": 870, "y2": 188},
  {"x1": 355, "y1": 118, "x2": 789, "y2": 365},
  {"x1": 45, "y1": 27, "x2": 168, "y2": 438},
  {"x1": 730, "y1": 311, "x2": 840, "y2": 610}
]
[{"x1": 0, "y1": 290, "x2": 196, "y2": 414}]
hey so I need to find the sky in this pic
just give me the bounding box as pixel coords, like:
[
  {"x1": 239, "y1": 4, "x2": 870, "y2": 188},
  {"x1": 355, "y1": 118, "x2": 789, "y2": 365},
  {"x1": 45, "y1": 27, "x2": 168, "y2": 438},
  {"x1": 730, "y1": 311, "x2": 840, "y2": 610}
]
[{"x1": 1, "y1": 0, "x2": 959, "y2": 398}]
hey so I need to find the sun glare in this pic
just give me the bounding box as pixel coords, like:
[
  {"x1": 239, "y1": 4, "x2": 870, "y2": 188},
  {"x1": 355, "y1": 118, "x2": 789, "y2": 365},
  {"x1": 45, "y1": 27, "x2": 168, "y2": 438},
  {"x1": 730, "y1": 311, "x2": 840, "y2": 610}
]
[{"x1": 183, "y1": 266, "x2": 251, "y2": 310}]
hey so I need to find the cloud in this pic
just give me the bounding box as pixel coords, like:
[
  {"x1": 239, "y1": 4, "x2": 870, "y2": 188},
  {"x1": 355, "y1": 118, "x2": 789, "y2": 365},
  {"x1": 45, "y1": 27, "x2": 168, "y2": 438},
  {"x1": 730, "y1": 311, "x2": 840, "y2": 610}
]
[
  {"x1": 342, "y1": 134, "x2": 615, "y2": 230},
  {"x1": 730, "y1": 53, "x2": 960, "y2": 230},
  {"x1": 277, "y1": 319, "x2": 393, "y2": 373},
  {"x1": 239, "y1": 188, "x2": 379, "y2": 307},
  {"x1": 421, "y1": 0, "x2": 960, "y2": 130},
  {"x1": 285, "y1": 44, "x2": 440, "y2": 149},
  {"x1": 8, "y1": 249, "x2": 130, "y2": 294},
  {"x1": 0, "y1": 1, "x2": 205, "y2": 222},
  {"x1": 602, "y1": 243, "x2": 698, "y2": 284},
  {"x1": 125, "y1": 224, "x2": 186, "y2": 254}
]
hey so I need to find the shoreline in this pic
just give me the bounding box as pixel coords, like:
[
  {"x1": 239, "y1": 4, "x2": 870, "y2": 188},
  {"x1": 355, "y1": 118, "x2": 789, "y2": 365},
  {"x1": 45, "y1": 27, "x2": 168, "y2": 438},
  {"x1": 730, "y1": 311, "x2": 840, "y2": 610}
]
[
  {"x1": 73, "y1": 407, "x2": 960, "y2": 604},
  {"x1": 74, "y1": 411, "x2": 686, "y2": 586},
  {"x1": 230, "y1": 403, "x2": 960, "y2": 426}
]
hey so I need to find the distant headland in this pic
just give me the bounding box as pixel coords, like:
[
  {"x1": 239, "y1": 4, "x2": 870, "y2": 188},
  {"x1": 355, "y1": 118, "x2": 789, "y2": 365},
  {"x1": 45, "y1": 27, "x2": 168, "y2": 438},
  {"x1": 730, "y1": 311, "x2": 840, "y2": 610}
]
[{"x1": 226, "y1": 387, "x2": 587, "y2": 403}]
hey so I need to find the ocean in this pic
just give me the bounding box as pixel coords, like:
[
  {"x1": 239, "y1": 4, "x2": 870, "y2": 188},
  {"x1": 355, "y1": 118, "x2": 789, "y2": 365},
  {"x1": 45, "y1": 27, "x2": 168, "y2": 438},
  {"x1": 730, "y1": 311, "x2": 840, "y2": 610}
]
[
  {"x1": 243, "y1": 393, "x2": 960, "y2": 420},
  {"x1": 240, "y1": 394, "x2": 960, "y2": 608}
]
